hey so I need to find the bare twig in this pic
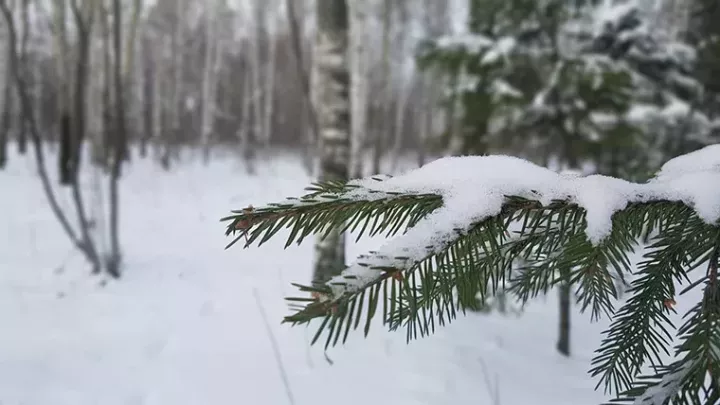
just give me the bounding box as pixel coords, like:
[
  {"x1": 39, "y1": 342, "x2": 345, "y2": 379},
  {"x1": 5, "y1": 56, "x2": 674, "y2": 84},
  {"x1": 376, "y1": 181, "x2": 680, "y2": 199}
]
[{"x1": 252, "y1": 288, "x2": 296, "y2": 405}]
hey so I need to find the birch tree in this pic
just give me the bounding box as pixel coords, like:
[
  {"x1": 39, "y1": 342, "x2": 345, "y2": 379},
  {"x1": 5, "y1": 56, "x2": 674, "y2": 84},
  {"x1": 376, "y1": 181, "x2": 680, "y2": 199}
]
[
  {"x1": 107, "y1": 0, "x2": 125, "y2": 277},
  {"x1": 312, "y1": 0, "x2": 351, "y2": 284},
  {"x1": 371, "y1": 0, "x2": 392, "y2": 175},
  {"x1": 389, "y1": 0, "x2": 412, "y2": 171},
  {"x1": 347, "y1": 0, "x2": 368, "y2": 178}
]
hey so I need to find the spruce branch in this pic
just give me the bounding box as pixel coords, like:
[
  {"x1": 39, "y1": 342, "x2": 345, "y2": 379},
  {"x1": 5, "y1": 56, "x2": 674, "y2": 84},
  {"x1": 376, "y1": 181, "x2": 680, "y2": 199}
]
[
  {"x1": 608, "y1": 239, "x2": 720, "y2": 404},
  {"x1": 222, "y1": 179, "x2": 442, "y2": 251},
  {"x1": 223, "y1": 181, "x2": 702, "y2": 345},
  {"x1": 590, "y1": 206, "x2": 717, "y2": 396},
  {"x1": 223, "y1": 148, "x2": 720, "y2": 403}
]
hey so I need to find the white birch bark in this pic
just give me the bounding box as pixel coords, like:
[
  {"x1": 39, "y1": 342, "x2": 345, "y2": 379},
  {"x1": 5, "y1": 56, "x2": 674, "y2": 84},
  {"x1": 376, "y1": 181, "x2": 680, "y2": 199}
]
[
  {"x1": 347, "y1": 0, "x2": 368, "y2": 178},
  {"x1": 312, "y1": 0, "x2": 350, "y2": 284},
  {"x1": 371, "y1": 0, "x2": 392, "y2": 174},
  {"x1": 389, "y1": 0, "x2": 411, "y2": 171}
]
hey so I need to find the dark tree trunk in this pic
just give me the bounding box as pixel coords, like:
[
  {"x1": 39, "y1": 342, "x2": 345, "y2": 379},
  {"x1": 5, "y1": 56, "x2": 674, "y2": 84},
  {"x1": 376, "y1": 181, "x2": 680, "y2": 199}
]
[
  {"x1": 17, "y1": 118, "x2": 27, "y2": 154},
  {"x1": 0, "y1": 39, "x2": 14, "y2": 169},
  {"x1": 556, "y1": 127, "x2": 577, "y2": 358},
  {"x1": 15, "y1": 0, "x2": 28, "y2": 156},
  {"x1": 0, "y1": 127, "x2": 6, "y2": 170},
  {"x1": 59, "y1": 112, "x2": 73, "y2": 184},
  {"x1": 140, "y1": 44, "x2": 154, "y2": 158},
  {"x1": 0, "y1": 38, "x2": 13, "y2": 169},
  {"x1": 67, "y1": 23, "x2": 92, "y2": 185},
  {"x1": 557, "y1": 277, "x2": 571, "y2": 357}
]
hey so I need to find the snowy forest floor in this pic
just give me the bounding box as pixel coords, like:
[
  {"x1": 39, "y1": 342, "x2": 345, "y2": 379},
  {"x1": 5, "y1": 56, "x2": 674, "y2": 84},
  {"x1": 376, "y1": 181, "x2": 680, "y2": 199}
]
[{"x1": 0, "y1": 148, "x2": 637, "y2": 405}]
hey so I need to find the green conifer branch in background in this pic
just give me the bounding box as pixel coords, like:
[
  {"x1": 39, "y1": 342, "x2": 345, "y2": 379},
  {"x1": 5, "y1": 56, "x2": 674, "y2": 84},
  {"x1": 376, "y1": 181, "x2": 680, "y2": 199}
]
[{"x1": 222, "y1": 176, "x2": 720, "y2": 403}]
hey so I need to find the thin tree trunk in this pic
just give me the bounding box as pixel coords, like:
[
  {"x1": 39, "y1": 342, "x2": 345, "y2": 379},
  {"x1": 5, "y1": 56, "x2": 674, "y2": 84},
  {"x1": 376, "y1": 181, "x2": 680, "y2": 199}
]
[
  {"x1": 54, "y1": 0, "x2": 74, "y2": 184},
  {"x1": 140, "y1": 37, "x2": 153, "y2": 158},
  {"x1": 0, "y1": 29, "x2": 12, "y2": 169},
  {"x1": 262, "y1": 22, "x2": 277, "y2": 154},
  {"x1": 162, "y1": 0, "x2": 185, "y2": 169},
  {"x1": 388, "y1": 0, "x2": 410, "y2": 172},
  {"x1": 445, "y1": 73, "x2": 463, "y2": 156},
  {"x1": 417, "y1": 81, "x2": 430, "y2": 167},
  {"x1": 416, "y1": 0, "x2": 449, "y2": 167},
  {"x1": 250, "y1": 0, "x2": 270, "y2": 155},
  {"x1": 390, "y1": 83, "x2": 410, "y2": 172},
  {"x1": 96, "y1": 0, "x2": 112, "y2": 168},
  {"x1": 152, "y1": 36, "x2": 165, "y2": 165},
  {"x1": 68, "y1": 0, "x2": 102, "y2": 273},
  {"x1": 348, "y1": 0, "x2": 367, "y2": 178},
  {"x1": 15, "y1": 0, "x2": 29, "y2": 154},
  {"x1": 107, "y1": 0, "x2": 125, "y2": 278},
  {"x1": 69, "y1": 2, "x2": 91, "y2": 184},
  {"x1": 120, "y1": 0, "x2": 142, "y2": 163},
  {"x1": 312, "y1": 0, "x2": 350, "y2": 285},
  {"x1": 238, "y1": 63, "x2": 255, "y2": 174},
  {"x1": 200, "y1": 0, "x2": 220, "y2": 163},
  {"x1": 285, "y1": 0, "x2": 318, "y2": 175},
  {"x1": 557, "y1": 278, "x2": 571, "y2": 356},
  {"x1": 371, "y1": 0, "x2": 392, "y2": 175}
]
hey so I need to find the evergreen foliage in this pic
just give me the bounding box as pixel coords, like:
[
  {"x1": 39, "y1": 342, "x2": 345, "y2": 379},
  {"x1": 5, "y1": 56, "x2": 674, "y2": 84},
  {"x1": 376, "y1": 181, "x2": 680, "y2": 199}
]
[
  {"x1": 416, "y1": 0, "x2": 716, "y2": 179},
  {"x1": 223, "y1": 145, "x2": 720, "y2": 404},
  {"x1": 688, "y1": 0, "x2": 720, "y2": 136}
]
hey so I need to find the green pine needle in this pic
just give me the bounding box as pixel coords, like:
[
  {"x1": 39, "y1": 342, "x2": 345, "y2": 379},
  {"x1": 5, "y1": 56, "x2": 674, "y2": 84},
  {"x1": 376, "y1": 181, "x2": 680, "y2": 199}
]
[{"x1": 223, "y1": 179, "x2": 720, "y2": 403}]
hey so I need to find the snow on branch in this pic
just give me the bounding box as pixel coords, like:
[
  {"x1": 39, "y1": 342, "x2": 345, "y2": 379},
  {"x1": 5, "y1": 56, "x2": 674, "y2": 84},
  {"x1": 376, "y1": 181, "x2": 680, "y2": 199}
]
[{"x1": 224, "y1": 145, "x2": 720, "y2": 303}]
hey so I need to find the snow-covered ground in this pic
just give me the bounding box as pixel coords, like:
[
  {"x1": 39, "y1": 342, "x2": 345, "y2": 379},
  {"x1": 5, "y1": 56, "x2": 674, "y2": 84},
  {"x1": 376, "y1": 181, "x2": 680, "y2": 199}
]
[{"x1": 1, "y1": 149, "x2": 622, "y2": 405}]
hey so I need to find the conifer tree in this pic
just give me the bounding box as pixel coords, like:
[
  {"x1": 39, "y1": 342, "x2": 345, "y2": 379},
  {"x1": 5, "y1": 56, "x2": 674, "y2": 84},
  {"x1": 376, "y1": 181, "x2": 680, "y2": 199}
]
[
  {"x1": 224, "y1": 144, "x2": 720, "y2": 404},
  {"x1": 688, "y1": 0, "x2": 720, "y2": 140},
  {"x1": 416, "y1": 0, "x2": 716, "y2": 178}
]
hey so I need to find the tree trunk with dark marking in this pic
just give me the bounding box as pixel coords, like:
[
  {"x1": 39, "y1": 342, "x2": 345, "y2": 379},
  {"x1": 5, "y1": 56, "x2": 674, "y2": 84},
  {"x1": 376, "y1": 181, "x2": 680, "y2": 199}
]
[{"x1": 312, "y1": 0, "x2": 351, "y2": 285}]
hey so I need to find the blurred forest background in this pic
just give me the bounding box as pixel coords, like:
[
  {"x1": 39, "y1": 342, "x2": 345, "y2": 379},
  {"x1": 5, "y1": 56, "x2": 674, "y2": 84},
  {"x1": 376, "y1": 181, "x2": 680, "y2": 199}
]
[{"x1": 1, "y1": 0, "x2": 719, "y2": 361}]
